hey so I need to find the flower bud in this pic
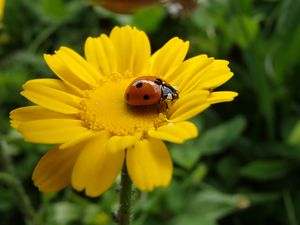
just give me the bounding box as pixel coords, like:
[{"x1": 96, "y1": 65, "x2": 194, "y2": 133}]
[{"x1": 92, "y1": 0, "x2": 159, "y2": 13}]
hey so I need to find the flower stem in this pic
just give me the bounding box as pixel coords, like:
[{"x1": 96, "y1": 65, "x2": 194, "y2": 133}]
[
  {"x1": 117, "y1": 163, "x2": 132, "y2": 225},
  {"x1": 283, "y1": 190, "x2": 299, "y2": 225}
]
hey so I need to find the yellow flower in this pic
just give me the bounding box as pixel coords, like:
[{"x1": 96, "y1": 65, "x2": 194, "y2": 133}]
[
  {"x1": 0, "y1": 0, "x2": 4, "y2": 19},
  {"x1": 10, "y1": 26, "x2": 237, "y2": 197}
]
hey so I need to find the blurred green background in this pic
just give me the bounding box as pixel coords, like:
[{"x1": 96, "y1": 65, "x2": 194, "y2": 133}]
[{"x1": 1, "y1": 0, "x2": 300, "y2": 225}]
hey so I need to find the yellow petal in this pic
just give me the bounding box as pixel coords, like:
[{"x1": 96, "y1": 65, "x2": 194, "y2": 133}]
[
  {"x1": 57, "y1": 47, "x2": 103, "y2": 86},
  {"x1": 169, "y1": 90, "x2": 209, "y2": 115},
  {"x1": 148, "y1": 121, "x2": 198, "y2": 143},
  {"x1": 169, "y1": 55, "x2": 214, "y2": 90},
  {"x1": 168, "y1": 90, "x2": 210, "y2": 122},
  {"x1": 169, "y1": 104, "x2": 210, "y2": 123},
  {"x1": 31, "y1": 78, "x2": 78, "y2": 92},
  {"x1": 0, "y1": 0, "x2": 4, "y2": 18},
  {"x1": 110, "y1": 26, "x2": 151, "y2": 75},
  {"x1": 59, "y1": 130, "x2": 98, "y2": 149},
  {"x1": 84, "y1": 34, "x2": 118, "y2": 76},
  {"x1": 21, "y1": 79, "x2": 81, "y2": 114},
  {"x1": 71, "y1": 132, "x2": 125, "y2": 197},
  {"x1": 17, "y1": 119, "x2": 88, "y2": 144},
  {"x1": 25, "y1": 78, "x2": 82, "y2": 96},
  {"x1": 182, "y1": 60, "x2": 233, "y2": 94},
  {"x1": 44, "y1": 53, "x2": 89, "y2": 91},
  {"x1": 105, "y1": 133, "x2": 141, "y2": 153},
  {"x1": 126, "y1": 138, "x2": 172, "y2": 191},
  {"x1": 207, "y1": 91, "x2": 238, "y2": 104},
  {"x1": 44, "y1": 47, "x2": 102, "y2": 90},
  {"x1": 150, "y1": 37, "x2": 189, "y2": 79},
  {"x1": 32, "y1": 144, "x2": 82, "y2": 193},
  {"x1": 10, "y1": 106, "x2": 75, "y2": 129}
]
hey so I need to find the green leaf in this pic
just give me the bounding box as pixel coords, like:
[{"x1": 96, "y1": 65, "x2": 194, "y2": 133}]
[
  {"x1": 240, "y1": 160, "x2": 293, "y2": 181},
  {"x1": 171, "y1": 213, "x2": 217, "y2": 225},
  {"x1": 226, "y1": 15, "x2": 259, "y2": 49},
  {"x1": 42, "y1": 0, "x2": 65, "y2": 19},
  {"x1": 170, "y1": 141, "x2": 201, "y2": 169},
  {"x1": 189, "y1": 163, "x2": 208, "y2": 185},
  {"x1": 274, "y1": 26, "x2": 300, "y2": 85},
  {"x1": 288, "y1": 120, "x2": 300, "y2": 146},
  {"x1": 197, "y1": 116, "x2": 246, "y2": 155},
  {"x1": 170, "y1": 116, "x2": 245, "y2": 167},
  {"x1": 189, "y1": 189, "x2": 249, "y2": 220},
  {"x1": 52, "y1": 202, "x2": 81, "y2": 225},
  {"x1": 216, "y1": 156, "x2": 240, "y2": 186},
  {"x1": 132, "y1": 6, "x2": 166, "y2": 33},
  {"x1": 0, "y1": 187, "x2": 13, "y2": 211},
  {"x1": 245, "y1": 192, "x2": 280, "y2": 204}
]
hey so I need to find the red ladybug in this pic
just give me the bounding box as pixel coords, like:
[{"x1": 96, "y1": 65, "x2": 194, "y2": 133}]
[{"x1": 125, "y1": 76, "x2": 179, "y2": 106}]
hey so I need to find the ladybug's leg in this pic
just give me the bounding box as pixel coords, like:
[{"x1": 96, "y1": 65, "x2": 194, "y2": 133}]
[
  {"x1": 165, "y1": 101, "x2": 169, "y2": 110},
  {"x1": 166, "y1": 101, "x2": 172, "y2": 110},
  {"x1": 158, "y1": 100, "x2": 168, "y2": 114}
]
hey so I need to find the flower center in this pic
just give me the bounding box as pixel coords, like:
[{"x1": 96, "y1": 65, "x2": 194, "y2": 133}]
[{"x1": 79, "y1": 77, "x2": 164, "y2": 136}]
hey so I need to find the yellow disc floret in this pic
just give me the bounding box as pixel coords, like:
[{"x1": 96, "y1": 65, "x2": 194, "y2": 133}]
[{"x1": 80, "y1": 78, "x2": 165, "y2": 136}]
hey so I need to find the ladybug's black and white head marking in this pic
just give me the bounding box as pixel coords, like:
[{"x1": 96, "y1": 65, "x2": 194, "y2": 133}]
[
  {"x1": 154, "y1": 78, "x2": 178, "y2": 102},
  {"x1": 161, "y1": 83, "x2": 179, "y2": 101},
  {"x1": 154, "y1": 78, "x2": 163, "y2": 85}
]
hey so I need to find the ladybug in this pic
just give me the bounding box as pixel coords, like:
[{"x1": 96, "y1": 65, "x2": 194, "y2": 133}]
[{"x1": 125, "y1": 76, "x2": 179, "y2": 106}]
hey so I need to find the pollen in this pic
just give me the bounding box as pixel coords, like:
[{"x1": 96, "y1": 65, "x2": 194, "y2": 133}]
[{"x1": 79, "y1": 78, "x2": 165, "y2": 136}]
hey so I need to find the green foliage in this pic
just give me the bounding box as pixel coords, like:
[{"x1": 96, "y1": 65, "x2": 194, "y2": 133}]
[
  {"x1": 288, "y1": 120, "x2": 300, "y2": 146},
  {"x1": 240, "y1": 160, "x2": 293, "y2": 181},
  {"x1": 196, "y1": 116, "x2": 246, "y2": 155},
  {"x1": 132, "y1": 6, "x2": 166, "y2": 33},
  {"x1": 42, "y1": 0, "x2": 66, "y2": 19},
  {"x1": 1, "y1": 0, "x2": 300, "y2": 225}
]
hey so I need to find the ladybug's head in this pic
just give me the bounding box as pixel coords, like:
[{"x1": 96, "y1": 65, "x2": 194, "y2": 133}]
[{"x1": 161, "y1": 83, "x2": 179, "y2": 102}]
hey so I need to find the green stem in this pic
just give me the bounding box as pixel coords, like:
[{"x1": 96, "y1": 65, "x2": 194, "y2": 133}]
[
  {"x1": 0, "y1": 141, "x2": 40, "y2": 225},
  {"x1": 283, "y1": 190, "x2": 299, "y2": 225},
  {"x1": 117, "y1": 162, "x2": 132, "y2": 225}
]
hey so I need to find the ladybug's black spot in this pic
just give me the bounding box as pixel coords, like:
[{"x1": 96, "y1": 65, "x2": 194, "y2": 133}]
[
  {"x1": 143, "y1": 94, "x2": 150, "y2": 100},
  {"x1": 154, "y1": 79, "x2": 163, "y2": 85},
  {"x1": 126, "y1": 93, "x2": 130, "y2": 100},
  {"x1": 136, "y1": 82, "x2": 143, "y2": 88}
]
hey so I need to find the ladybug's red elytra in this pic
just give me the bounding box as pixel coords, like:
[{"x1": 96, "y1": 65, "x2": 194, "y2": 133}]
[{"x1": 125, "y1": 76, "x2": 179, "y2": 106}]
